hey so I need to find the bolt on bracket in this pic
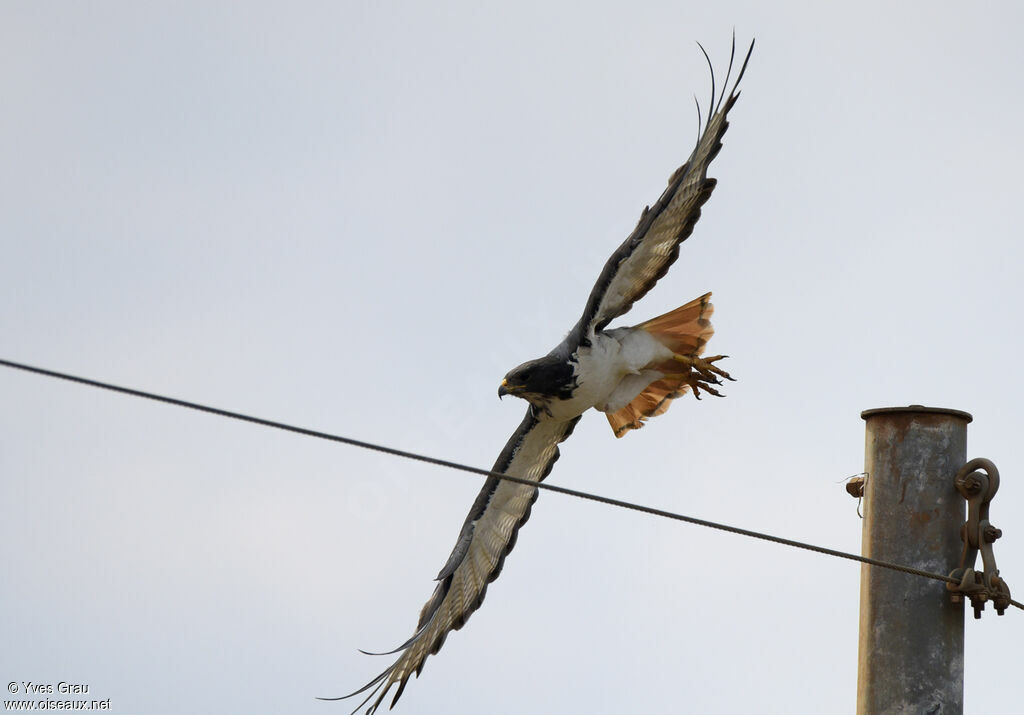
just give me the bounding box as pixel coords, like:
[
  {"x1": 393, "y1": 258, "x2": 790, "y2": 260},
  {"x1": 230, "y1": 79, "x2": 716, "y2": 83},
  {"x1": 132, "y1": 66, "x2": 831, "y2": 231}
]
[{"x1": 946, "y1": 458, "x2": 1012, "y2": 617}]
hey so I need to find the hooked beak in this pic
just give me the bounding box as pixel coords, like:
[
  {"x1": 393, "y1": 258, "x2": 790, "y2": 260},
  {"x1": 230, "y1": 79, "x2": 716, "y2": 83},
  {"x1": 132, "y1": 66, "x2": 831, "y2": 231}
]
[{"x1": 498, "y1": 378, "x2": 519, "y2": 399}]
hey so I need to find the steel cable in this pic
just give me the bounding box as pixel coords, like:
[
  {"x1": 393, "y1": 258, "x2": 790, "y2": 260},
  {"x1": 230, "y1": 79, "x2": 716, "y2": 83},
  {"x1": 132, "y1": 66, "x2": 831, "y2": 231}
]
[{"x1": 1, "y1": 357, "x2": 1020, "y2": 612}]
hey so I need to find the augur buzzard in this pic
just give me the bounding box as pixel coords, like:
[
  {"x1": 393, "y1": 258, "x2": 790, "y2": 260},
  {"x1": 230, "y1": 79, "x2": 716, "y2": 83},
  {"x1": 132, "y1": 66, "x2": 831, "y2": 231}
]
[{"x1": 332, "y1": 37, "x2": 753, "y2": 713}]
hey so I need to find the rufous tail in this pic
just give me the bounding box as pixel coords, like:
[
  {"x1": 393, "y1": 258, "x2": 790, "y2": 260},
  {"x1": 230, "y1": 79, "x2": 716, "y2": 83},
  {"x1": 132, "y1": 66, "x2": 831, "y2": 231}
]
[{"x1": 606, "y1": 292, "x2": 715, "y2": 438}]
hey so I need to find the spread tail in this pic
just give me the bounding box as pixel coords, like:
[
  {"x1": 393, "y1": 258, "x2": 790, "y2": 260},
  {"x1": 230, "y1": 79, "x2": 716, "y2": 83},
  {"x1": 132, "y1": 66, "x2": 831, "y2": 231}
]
[{"x1": 606, "y1": 292, "x2": 715, "y2": 437}]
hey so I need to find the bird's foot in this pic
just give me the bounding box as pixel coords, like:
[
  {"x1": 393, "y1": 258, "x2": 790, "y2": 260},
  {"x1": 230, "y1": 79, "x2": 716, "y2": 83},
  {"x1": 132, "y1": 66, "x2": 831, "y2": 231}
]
[
  {"x1": 688, "y1": 374, "x2": 725, "y2": 401},
  {"x1": 671, "y1": 353, "x2": 735, "y2": 383}
]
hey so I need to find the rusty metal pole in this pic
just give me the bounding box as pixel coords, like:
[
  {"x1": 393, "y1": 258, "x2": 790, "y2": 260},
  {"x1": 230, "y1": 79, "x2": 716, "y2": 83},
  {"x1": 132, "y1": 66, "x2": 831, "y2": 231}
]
[{"x1": 857, "y1": 406, "x2": 971, "y2": 715}]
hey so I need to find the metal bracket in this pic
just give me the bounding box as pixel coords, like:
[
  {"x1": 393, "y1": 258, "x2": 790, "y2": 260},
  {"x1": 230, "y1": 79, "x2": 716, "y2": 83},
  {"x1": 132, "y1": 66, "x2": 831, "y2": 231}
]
[{"x1": 946, "y1": 458, "x2": 1012, "y2": 617}]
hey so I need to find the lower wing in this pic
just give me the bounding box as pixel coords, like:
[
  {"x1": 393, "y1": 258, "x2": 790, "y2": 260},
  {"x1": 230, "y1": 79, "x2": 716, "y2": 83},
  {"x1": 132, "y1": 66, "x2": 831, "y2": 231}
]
[{"x1": 331, "y1": 408, "x2": 581, "y2": 713}]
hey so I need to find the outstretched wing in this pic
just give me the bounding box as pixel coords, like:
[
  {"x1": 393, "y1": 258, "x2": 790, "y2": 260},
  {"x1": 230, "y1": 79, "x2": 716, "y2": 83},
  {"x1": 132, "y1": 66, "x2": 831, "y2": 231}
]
[
  {"x1": 575, "y1": 38, "x2": 754, "y2": 338},
  {"x1": 331, "y1": 410, "x2": 581, "y2": 714}
]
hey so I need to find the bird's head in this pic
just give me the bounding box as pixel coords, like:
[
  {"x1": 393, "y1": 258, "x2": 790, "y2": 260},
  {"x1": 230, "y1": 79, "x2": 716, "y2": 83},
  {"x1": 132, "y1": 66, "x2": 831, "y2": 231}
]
[{"x1": 498, "y1": 355, "x2": 577, "y2": 406}]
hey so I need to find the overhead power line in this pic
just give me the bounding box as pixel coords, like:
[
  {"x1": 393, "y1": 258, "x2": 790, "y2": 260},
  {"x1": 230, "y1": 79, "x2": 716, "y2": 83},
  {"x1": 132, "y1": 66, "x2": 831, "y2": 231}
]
[{"x1": 1, "y1": 356, "x2": 1020, "y2": 612}]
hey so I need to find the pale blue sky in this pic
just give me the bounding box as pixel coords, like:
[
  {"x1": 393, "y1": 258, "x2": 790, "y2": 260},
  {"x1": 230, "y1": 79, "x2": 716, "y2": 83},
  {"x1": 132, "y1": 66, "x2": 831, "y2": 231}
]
[{"x1": 3, "y1": 2, "x2": 1023, "y2": 713}]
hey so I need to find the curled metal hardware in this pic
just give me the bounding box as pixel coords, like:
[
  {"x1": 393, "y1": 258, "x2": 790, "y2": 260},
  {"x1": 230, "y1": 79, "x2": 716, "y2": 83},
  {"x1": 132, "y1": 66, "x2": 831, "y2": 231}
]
[{"x1": 947, "y1": 458, "x2": 1012, "y2": 617}]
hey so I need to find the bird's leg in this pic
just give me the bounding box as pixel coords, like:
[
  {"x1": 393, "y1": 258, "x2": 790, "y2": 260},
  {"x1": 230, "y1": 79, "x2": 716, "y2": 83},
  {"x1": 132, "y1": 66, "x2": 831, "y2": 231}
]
[{"x1": 671, "y1": 353, "x2": 734, "y2": 382}]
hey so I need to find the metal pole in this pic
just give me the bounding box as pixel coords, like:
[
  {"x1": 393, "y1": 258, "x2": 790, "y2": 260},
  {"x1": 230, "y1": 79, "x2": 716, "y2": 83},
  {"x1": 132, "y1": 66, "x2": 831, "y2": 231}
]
[{"x1": 857, "y1": 406, "x2": 971, "y2": 715}]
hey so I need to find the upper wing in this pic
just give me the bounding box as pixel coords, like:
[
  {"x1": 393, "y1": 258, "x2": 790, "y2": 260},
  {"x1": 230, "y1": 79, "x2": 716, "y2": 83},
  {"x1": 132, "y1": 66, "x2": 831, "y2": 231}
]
[
  {"x1": 575, "y1": 38, "x2": 754, "y2": 338},
  {"x1": 333, "y1": 409, "x2": 581, "y2": 714}
]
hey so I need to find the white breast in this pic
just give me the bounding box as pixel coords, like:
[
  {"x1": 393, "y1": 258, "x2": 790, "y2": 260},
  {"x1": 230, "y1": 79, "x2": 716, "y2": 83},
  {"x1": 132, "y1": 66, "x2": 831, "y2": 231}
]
[{"x1": 545, "y1": 329, "x2": 674, "y2": 420}]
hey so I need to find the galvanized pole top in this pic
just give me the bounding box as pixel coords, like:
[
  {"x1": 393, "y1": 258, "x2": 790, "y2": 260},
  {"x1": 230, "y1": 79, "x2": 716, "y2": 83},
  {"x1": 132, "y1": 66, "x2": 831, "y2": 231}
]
[
  {"x1": 857, "y1": 403, "x2": 970, "y2": 714},
  {"x1": 861, "y1": 404, "x2": 973, "y2": 423}
]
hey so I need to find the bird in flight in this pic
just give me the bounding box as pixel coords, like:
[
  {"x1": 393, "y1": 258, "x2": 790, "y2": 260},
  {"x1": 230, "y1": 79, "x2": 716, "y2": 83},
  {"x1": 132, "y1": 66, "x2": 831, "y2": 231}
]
[{"x1": 330, "y1": 37, "x2": 754, "y2": 714}]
